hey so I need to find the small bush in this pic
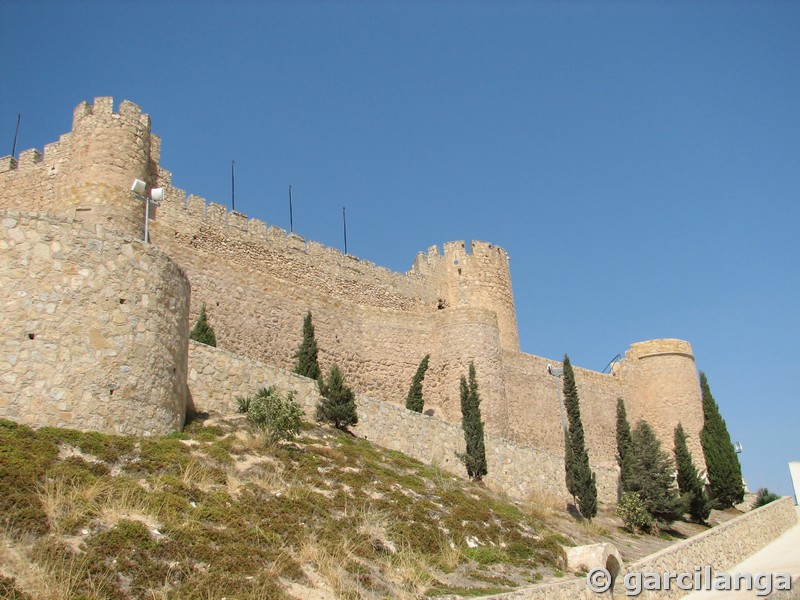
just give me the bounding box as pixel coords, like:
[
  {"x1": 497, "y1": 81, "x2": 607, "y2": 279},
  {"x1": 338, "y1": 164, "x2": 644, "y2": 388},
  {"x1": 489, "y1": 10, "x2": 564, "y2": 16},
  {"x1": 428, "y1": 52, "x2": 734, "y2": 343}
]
[
  {"x1": 238, "y1": 387, "x2": 305, "y2": 445},
  {"x1": 316, "y1": 365, "x2": 358, "y2": 430},
  {"x1": 618, "y1": 491, "x2": 655, "y2": 534},
  {"x1": 190, "y1": 304, "x2": 217, "y2": 347},
  {"x1": 754, "y1": 487, "x2": 781, "y2": 508}
]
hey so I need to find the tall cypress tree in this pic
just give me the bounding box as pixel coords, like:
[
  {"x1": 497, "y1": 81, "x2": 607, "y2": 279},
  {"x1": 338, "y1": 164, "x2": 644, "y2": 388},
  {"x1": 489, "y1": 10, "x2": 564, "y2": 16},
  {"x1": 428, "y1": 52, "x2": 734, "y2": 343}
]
[
  {"x1": 405, "y1": 354, "x2": 430, "y2": 413},
  {"x1": 699, "y1": 372, "x2": 744, "y2": 508},
  {"x1": 616, "y1": 398, "x2": 634, "y2": 494},
  {"x1": 294, "y1": 311, "x2": 321, "y2": 381},
  {"x1": 189, "y1": 304, "x2": 217, "y2": 347},
  {"x1": 629, "y1": 420, "x2": 684, "y2": 526},
  {"x1": 674, "y1": 422, "x2": 712, "y2": 523},
  {"x1": 458, "y1": 362, "x2": 487, "y2": 481},
  {"x1": 562, "y1": 355, "x2": 597, "y2": 520}
]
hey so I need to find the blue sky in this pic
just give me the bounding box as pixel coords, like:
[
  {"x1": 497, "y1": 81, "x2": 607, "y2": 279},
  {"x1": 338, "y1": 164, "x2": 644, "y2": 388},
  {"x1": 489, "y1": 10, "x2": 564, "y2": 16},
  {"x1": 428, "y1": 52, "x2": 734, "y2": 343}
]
[{"x1": 2, "y1": 1, "x2": 798, "y2": 499}]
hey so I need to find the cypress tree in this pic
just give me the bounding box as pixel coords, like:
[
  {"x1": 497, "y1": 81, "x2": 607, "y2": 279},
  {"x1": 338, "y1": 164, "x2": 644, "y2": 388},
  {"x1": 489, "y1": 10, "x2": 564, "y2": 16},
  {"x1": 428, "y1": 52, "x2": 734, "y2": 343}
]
[
  {"x1": 562, "y1": 355, "x2": 598, "y2": 520},
  {"x1": 628, "y1": 420, "x2": 684, "y2": 526},
  {"x1": 616, "y1": 398, "x2": 634, "y2": 494},
  {"x1": 189, "y1": 304, "x2": 216, "y2": 347},
  {"x1": 294, "y1": 311, "x2": 321, "y2": 381},
  {"x1": 699, "y1": 372, "x2": 744, "y2": 508},
  {"x1": 405, "y1": 354, "x2": 430, "y2": 413},
  {"x1": 458, "y1": 362, "x2": 487, "y2": 481},
  {"x1": 674, "y1": 423, "x2": 712, "y2": 523},
  {"x1": 316, "y1": 364, "x2": 358, "y2": 429}
]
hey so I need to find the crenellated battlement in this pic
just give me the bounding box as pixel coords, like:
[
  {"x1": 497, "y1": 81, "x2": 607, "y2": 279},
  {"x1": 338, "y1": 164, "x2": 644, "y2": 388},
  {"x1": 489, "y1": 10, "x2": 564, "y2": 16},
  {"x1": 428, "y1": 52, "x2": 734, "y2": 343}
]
[{"x1": 149, "y1": 174, "x2": 433, "y2": 305}]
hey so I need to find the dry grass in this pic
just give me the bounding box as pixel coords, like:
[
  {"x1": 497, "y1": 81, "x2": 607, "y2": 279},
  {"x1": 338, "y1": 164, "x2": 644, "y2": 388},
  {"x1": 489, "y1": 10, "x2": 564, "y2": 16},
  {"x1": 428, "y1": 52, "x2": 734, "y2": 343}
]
[
  {"x1": 383, "y1": 544, "x2": 434, "y2": 599},
  {"x1": 36, "y1": 476, "x2": 161, "y2": 537},
  {"x1": 357, "y1": 504, "x2": 396, "y2": 555},
  {"x1": 429, "y1": 456, "x2": 458, "y2": 492},
  {"x1": 248, "y1": 459, "x2": 290, "y2": 494},
  {"x1": 436, "y1": 534, "x2": 464, "y2": 571},
  {"x1": 178, "y1": 458, "x2": 220, "y2": 492},
  {"x1": 307, "y1": 444, "x2": 346, "y2": 463},
  {"x1": 525, "y1": 487, "x2": 565, "y2": 521},
  {"x1": 299, "y1": 537, "x2": 355, "y2": 597},
  {"x1": 577, "y1": 518, "x2": 609, "y2": 537},
  {"x1": 230, "y1": 430, "x2": 272, "y2": 454},
  {"x1": 0, "y1": 530, "x2": 112, "y2": 600}
]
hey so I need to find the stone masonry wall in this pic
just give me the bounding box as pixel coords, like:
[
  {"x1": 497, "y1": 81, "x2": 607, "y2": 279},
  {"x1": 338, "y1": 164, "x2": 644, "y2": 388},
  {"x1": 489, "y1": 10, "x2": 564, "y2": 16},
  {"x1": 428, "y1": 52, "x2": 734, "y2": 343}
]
[
  {"x1": 0, "y1": 210, "x2": 189, "y2": 435},
  {"x1": 187, "y1": 341, "x2": 618, "y2": 503},
  {"x1": 488, "y1": 496, "x2": 798, "y2": 600}
]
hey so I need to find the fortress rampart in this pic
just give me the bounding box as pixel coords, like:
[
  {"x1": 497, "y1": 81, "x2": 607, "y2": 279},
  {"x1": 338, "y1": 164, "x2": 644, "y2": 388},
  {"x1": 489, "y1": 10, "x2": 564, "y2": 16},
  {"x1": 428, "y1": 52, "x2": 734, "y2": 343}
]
[{"x1": 0, "y1": 98, "x2": 707, "y2": 494}]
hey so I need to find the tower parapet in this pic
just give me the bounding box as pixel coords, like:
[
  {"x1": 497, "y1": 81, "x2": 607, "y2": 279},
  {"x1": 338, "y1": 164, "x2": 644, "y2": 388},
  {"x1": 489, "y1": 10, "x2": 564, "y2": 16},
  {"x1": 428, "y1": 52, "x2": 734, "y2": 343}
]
[
  {"x1": 412, "y1": 240, "x2": 519, "y2": 352},
  {"x1": 59, "y1": 97, "x2": 159, "y2": 240}
]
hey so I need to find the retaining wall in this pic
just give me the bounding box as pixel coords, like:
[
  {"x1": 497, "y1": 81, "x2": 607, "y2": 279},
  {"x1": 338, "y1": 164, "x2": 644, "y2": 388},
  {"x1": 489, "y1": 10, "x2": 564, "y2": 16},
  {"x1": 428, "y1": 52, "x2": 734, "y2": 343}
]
[{"x1": 486, "y1": 496, "x2": 799, "y2": 599}]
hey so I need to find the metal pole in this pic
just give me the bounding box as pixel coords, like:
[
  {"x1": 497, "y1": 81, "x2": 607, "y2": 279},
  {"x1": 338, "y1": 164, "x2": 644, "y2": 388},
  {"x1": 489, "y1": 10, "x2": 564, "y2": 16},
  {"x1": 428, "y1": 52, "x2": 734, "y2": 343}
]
[
  {"x1": 11, "y1": 114, "x2": 21, "y2": 158},
  {"x1": 342, "y1": 206, "x2": 348, "y2": 255},
  {"x1": 144, "y1": 197, "x2": 150, "y2": 243},
  {"x1": 289, "y1": 185, "x2": 294, "y2": 233},
  {"x1": 231, "y1": 160, "x2": 235, "y2": 211}
]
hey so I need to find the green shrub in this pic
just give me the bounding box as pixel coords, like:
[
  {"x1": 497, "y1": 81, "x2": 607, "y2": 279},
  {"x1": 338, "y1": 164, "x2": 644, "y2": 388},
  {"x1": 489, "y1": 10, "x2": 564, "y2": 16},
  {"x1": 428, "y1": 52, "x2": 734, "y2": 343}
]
[
  {"x1": 618, "y1": 491, "x2": 655, "y2": 534},
  {"x1": 190, "y1": 304, "x2": 217, "y2": 347},
  {"x1": 316, "y1": 365, "x2": 358, "y2": 429},
  {"x1": 238, "y1": 387, "x2": 305, "y2": 444},
  {"x1": 754, "y1": 487, "x2": 781, "y2": 508}
]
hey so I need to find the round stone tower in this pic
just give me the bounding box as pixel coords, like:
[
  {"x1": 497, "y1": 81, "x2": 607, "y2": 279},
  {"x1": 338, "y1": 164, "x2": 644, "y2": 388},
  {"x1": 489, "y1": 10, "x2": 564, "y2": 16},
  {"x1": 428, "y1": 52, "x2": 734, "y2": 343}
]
[
  {"x1": 439, "y1": 240, "x2": 520, "y2": 353},
  {"x1": 58, "y1": 97, "x2": 158, "y2": 240},
  {"x1": 617, "y1": 339, "x2": 706, "y2": 471}
]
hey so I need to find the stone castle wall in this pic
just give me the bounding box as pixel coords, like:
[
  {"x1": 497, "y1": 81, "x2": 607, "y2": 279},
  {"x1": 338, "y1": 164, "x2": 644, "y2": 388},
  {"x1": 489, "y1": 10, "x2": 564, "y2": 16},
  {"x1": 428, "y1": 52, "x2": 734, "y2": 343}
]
[
  {"x1": 0, "y1": 97, "x2": 708, "y2": 480},
  {"x1": 0, "y1": 210, "x2": 189, "y2": 435}
]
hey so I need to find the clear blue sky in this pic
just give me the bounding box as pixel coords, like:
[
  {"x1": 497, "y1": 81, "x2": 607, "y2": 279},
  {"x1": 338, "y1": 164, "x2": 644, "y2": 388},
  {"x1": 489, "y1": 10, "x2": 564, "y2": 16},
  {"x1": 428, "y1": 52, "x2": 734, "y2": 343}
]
[{"x1": 2, "y1": 1, "x2": 798, "y2": 499}]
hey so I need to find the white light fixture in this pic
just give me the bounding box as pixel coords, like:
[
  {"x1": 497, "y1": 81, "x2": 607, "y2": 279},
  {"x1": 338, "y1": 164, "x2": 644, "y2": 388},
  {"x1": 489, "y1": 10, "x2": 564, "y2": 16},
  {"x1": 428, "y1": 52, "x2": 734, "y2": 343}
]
[
  {"x1": 131, "y1": 179, "x2": 146, "y2": 195},
  {"x1": 130, "y1": 179, "x2": 162, "y2": 243}
]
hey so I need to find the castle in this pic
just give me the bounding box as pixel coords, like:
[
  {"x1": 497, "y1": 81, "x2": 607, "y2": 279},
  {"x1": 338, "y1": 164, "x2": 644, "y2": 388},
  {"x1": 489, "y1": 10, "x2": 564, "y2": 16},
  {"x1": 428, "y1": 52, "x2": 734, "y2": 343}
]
[{"x1": 0, "y1": 98, "x2": 706, "y2": 503}]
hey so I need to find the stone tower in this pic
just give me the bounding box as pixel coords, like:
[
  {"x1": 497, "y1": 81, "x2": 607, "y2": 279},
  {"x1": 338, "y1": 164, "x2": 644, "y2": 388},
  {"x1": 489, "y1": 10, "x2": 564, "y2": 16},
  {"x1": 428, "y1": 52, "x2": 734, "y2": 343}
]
[{"x1": 59, "y1": 97, "x2": 159, "y2": 240}]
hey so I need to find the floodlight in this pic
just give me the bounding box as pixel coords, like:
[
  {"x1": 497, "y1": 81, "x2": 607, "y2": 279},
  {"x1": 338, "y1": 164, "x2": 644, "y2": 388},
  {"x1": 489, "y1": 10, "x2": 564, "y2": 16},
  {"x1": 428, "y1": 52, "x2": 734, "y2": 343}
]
[
  {"x1": 151, "y1": 188, "x2": 164, "y2": 202},
  {"x1": 131, "y1": 179, "x2": 146, "y2": 195},
  {"x1": 547, "y1": 364, "x2": 564, "y2": 377}
]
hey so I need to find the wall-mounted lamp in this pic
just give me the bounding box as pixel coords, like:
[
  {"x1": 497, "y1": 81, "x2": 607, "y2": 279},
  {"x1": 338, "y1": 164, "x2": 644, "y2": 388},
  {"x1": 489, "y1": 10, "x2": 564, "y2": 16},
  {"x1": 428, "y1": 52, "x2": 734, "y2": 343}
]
[{"x1": 130, "y1": 179, "x2": 162, "y2": 243}]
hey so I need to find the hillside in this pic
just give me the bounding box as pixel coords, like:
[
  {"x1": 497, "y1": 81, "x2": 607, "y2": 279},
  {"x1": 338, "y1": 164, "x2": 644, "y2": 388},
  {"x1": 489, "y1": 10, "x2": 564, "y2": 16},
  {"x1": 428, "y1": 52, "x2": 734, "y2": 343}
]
[{"x1": 0, "y1": 413, "x2": 710, "y2": 600}]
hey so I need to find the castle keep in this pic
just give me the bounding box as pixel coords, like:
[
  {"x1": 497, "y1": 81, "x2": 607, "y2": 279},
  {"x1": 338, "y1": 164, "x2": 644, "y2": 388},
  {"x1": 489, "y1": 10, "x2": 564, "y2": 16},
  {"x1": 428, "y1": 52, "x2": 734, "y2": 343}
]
[{"x1": 0, "y1": 98, "x2": 706, "y2": 502}]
